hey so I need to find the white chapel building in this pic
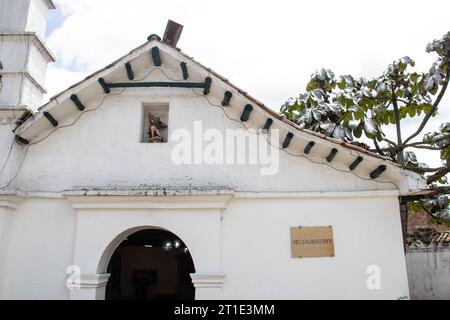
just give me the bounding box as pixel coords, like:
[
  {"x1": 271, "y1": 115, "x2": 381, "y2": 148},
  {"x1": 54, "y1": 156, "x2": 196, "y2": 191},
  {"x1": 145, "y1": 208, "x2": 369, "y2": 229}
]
[{"x1": 0, "y1": 0, "x2": 427, "y2": 300}]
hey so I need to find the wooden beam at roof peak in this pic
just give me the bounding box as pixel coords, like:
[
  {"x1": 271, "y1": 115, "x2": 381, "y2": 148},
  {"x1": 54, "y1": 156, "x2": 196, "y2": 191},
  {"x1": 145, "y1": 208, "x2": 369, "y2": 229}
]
[
  {"x1": 70, "y1": 94, "x2": 85, "y2": 111},
  {"x1": 125, "y1": 62, "x2": 135, "y2": 80},
  {"x1": 43, "y1": 111, "x2": 58, "y2": 127},
  {"x1": 180, "y1": 62, "x2": 188, "y2": 80},
  {"x1": 326, "y1": 148, "x2": 338, "y2": 163},
  {"x1": 304, "y1": 141, "x2": 315, "y2": 154},
  {"x1": 349, "y1": 156, "x2": 364, "y2": 171},
  {"x1": 152, "y1": 47, "x2": 161, "y2": 67}
]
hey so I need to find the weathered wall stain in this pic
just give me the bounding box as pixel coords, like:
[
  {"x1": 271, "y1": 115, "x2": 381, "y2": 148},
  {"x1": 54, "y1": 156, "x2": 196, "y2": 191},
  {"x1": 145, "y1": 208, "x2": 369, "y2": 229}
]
[{"x1": 406, "y1": 247, "x2": 450, "y2": 300}]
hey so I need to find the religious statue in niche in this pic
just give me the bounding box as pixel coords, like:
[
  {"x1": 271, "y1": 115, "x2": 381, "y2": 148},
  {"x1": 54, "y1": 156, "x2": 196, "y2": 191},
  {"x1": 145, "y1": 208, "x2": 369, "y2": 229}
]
[{"x1": 148, "y1": 111, "x2": 167, "y2": 143}]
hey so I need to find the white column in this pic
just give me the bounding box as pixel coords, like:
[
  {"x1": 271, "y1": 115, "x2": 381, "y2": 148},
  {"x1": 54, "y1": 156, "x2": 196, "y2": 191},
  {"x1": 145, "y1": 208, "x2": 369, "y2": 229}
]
[
  {"x1": 191, "y1": 273, "x2": 226, "y2": 300},
  {"x1": 67, "y1": 273, "x2": 110, "y2": 300}
]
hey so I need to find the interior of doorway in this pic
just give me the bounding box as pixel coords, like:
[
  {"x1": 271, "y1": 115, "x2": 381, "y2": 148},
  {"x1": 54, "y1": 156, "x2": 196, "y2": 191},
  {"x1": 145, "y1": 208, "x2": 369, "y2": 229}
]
[{"x1": 105, "y1": 228, "x2": 195, "y2": 300}]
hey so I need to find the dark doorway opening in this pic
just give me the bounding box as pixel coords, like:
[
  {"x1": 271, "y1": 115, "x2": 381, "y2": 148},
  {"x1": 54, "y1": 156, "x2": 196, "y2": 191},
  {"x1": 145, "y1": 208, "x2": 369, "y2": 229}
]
[{"x1": 105, "y1": 229, "x2": 195, "y2": 300}]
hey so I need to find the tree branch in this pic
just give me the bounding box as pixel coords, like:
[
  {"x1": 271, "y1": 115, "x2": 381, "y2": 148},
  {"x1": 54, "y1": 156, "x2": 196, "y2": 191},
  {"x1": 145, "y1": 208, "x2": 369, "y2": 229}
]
[
  {"x1": 407, "y1": 145, "x2": 443, "y2": 150},
  {"x1": 383, "y1": 137, "x2": 397, "y2": 147},
  {"x1": 405, "y1": 165, "x2": 447, "y2": 173},
  {"x1": 435, "y1": 185, "x2": 450, "y2": 193},
  {"x1": 405, "y1": 134, "x2": 449, "y2": 147},
  {"x1": 402, "y1": 75, "x2": 450, "y2": 146},
  {"x1": 420, "y1": 201, "x2": 437, "y2": 219},
  {"x1": 397, "y1": 98, "x2": 413, "y2": 105},
  {"x1": 372, "y1": 139, "x2": 385, "y2": 156},
  {"x1": 391, "y1": 88, "x2": 404, "y2": 165},
  {"x1": 427, "y1": 166, "x2": 450, "y2": 184}
]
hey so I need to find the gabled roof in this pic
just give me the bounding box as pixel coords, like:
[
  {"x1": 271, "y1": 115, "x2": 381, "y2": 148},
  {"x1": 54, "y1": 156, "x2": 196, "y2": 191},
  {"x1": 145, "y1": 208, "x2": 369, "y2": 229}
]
[{"x1": 12, "y1": 35, "x2": 427, "y2": 194}]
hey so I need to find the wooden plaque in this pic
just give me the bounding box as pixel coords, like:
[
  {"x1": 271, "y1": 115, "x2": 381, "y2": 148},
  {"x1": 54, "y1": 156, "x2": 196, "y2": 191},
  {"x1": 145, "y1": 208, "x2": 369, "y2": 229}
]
[{"x1": 291, "y1": 226, "x2": 335, "y2": 258}]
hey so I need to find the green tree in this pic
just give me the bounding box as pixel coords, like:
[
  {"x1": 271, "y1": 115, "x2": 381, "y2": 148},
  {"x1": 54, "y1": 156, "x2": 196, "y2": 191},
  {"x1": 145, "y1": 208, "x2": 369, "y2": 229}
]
[{"x1": 281, "y1": 32, "x2": 450, "y2": 224}]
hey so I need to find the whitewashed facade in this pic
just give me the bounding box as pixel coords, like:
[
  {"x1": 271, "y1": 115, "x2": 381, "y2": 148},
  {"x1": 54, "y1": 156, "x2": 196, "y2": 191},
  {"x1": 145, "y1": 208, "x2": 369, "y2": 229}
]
[{"x1": 0, "y1": 0, "x2": 427, "y2": 300}]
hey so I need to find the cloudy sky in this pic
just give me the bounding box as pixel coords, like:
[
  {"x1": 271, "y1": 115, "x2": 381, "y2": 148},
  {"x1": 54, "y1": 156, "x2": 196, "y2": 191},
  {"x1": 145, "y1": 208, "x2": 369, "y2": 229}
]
[{"x1": 44, "y1": 0, "x2": 450, "y2": 168}]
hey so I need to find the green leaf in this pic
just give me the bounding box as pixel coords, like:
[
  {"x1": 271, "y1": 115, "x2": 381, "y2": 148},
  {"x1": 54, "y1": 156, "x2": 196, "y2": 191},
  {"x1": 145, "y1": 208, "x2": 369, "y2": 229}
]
[
  {"x1": 430, "y1": 84, "x2": 439, "y2": 95},
  {"x1": 337, "y1": 81, "x2": 346, "y2": 90},
  {"x1": 364, "y1": 130, "x2": 375, "y2": 139},
  {"x1": 354, "y1": 123, "x2": 363, "y2": 138},
  {"x1": 389, "y1": 112, "x2": 396, "y2": 124},
  {"x1": 408, "y1": 201, "x2": 422, "y2": 212},
  {"x1": 441, "y1": 146, "x2": 450, "y2": 160},
  {"x1": 423, "y1": 104, "x2": 432, "y2": 114},
  {"x1": 306, "y1": 81, "x2": 318, "y2": 92},
  {"x1": 416, "y1": 106, "x2": 422, "y2": 115},
  {"x1": 342, "y1": 112, "x2": 353, "y2": 122},
  {"x1": 376, "y1": 131, "x2": 384, "y2": 142},
  {"x1": 354, "y1": 108, "x2": 365, "y2": 120},
  {"x1": 399, "y1": 107, "x2": 408, "y2": 118}
]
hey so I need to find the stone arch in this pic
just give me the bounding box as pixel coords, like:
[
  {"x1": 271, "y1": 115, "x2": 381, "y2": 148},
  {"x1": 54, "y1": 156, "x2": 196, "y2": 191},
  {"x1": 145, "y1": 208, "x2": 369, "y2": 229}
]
[
  {"x1": 100, "y1": 226, "x2": 196, "y2": 300},
  {"x1": 68, "y1": 196, "x2": 228, "y2": 300},
  {"x1": 97, "y1": 225, "x2": 197, "y2": 275}
]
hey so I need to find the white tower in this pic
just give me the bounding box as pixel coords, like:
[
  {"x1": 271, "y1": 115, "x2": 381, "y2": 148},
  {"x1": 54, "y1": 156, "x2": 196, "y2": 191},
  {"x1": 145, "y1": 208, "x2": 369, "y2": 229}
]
[
  {"x1": 0, "y1": 0, "x2": 55, "y2": 187},
  {"x1": 0, "y1": 0, "x2": 55, "y2": 111}
]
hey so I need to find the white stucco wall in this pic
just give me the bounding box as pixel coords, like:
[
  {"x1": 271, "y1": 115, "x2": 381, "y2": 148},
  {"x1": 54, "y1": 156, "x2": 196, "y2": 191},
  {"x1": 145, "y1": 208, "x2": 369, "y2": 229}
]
[
  {"x1": 0, "y1": 198, "x2": 76, "y2": 299},
  {"x1": 0, "y1": 0, "x2": 30, "y2": 33},
  {"x1": 0, "y1": 35, "x2": 49, "y2": 108},
  {"x1": 0, "y1": 38, "x2": 412, "y2": 300},
  {"x1": 0, "y1": 123, "x2": 15, "y2": 168},
  {"x1": 0, "y1": 112, "x2": 26, "y2": 190},
  {"x1": 25, "y1": 0, "x2": 51, "y2": 38},
  {"x1": 0, "y1": 192, "x2": 409, "y2": 300},
  {"x1": 25, "y1": 39, "x2": 51, "y2": 85},
  {"x1": 0, "y1": 0, "x2": 51, "y2": 38},
  {"x1": 0, "y1": 36, "x2": 30, "y2": 71},
  {"x1": 222, "y1": 195, "x2": 409, "y2": 299},
  {"x1": 8, "y1": 87, "x2": 395, "y2": 193},
  {"x1": 0, "y1": 0, "x2": 54, "y2": 110}
]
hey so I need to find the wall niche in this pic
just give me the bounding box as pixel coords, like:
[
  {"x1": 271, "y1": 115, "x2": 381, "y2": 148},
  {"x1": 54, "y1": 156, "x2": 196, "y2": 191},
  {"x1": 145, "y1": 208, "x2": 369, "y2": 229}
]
[{"x1": 141, "y1": 104, "x2": 169, "y2": 143}]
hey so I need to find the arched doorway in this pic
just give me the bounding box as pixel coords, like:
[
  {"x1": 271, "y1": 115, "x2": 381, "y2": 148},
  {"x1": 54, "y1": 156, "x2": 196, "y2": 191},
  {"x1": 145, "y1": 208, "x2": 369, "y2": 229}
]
[{"x1": 105, "y1": 228, "x2": 195, "y2": 300}]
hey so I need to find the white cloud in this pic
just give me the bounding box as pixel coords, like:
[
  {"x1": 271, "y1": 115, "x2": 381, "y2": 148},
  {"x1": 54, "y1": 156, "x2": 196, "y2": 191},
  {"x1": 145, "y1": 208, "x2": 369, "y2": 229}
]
[
  {"x1": 45, "y1": 0, "x2": 450, "y2": 168},
  {"x1": 44, "y1": 65, "x2": 88, "y2": 101}
]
